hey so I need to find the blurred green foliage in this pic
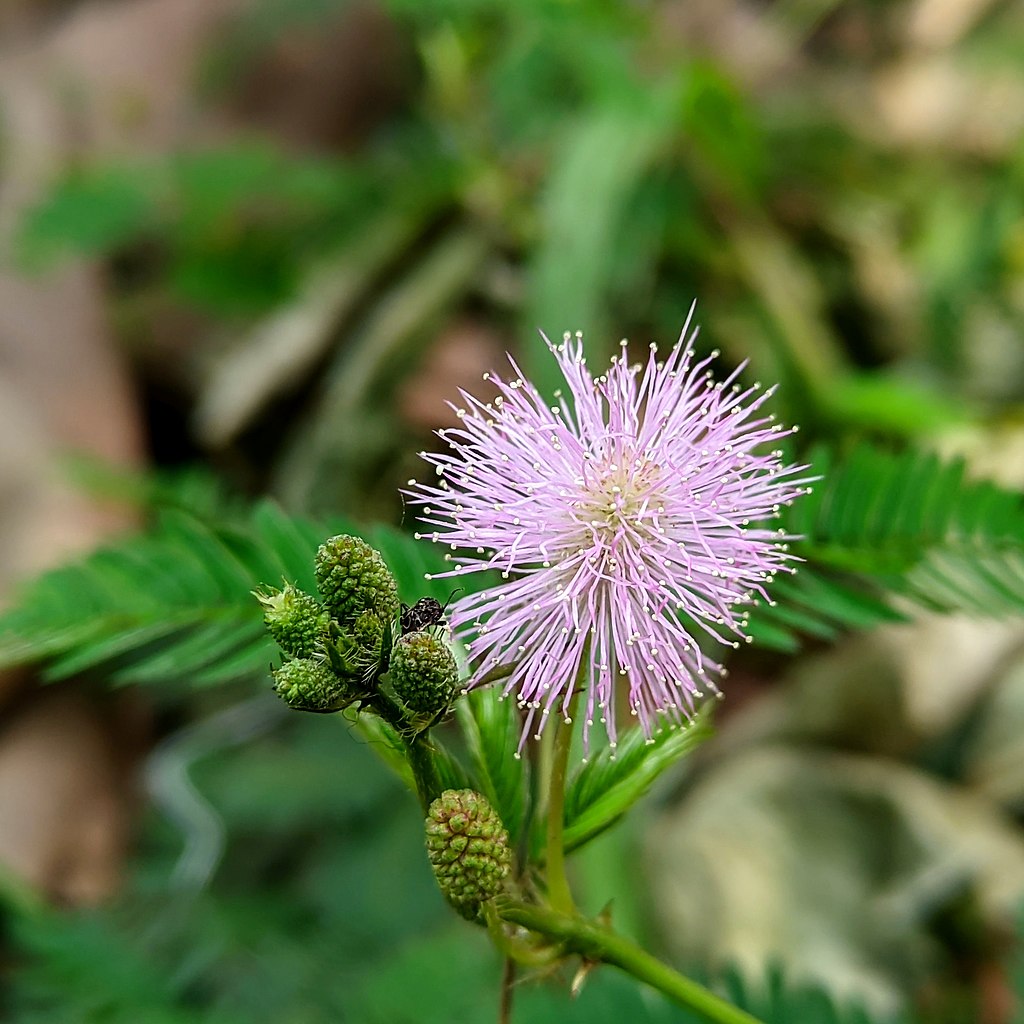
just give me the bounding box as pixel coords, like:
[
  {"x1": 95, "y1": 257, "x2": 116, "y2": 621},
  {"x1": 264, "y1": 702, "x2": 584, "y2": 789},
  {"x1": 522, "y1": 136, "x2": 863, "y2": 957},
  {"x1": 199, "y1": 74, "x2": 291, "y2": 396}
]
[{"x1": 18, "y1": 144, "x2": 378, "y2": 314}]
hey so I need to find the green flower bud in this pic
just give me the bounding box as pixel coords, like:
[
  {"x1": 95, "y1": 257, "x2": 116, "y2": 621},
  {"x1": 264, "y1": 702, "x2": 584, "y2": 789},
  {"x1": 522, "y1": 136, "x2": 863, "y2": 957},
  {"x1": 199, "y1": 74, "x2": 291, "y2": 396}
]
[
  {"x1": 390, "y1": 632, "x2": 458, "y2": 725},
  {"x1": 272, "y1": 657, "x2": 355, "y2": 713},
  {"x1": 425, "y1": 789, "x2": 511, "y2": 921},
  {"x1": 314, "y1": 535, "x2": 399, "y2": 630},
  {"x1": 328, "y1": 610, "x2": 389, "y2": 685},
  {"x1": 256, "y1": 584, "x2": 330, "y2": 658},
  {"x1": 351, "y1": 609, "x2": 386, "y2": 658}
]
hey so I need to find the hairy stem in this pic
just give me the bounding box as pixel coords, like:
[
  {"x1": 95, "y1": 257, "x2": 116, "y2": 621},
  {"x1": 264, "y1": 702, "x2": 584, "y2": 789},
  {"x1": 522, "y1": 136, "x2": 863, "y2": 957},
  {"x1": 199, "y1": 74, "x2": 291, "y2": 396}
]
[
  {"x1": 494, "y1": 898, "x2": 763, "y2": 1024},
  {"x1": 475, "y1": 662, "x2": 517, "y2": 687}
]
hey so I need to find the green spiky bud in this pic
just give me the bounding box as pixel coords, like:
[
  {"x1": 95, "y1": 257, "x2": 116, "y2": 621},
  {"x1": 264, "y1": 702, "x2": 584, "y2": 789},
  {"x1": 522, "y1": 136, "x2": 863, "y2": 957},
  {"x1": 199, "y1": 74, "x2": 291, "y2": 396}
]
[
  {"x1": 314, "y1": 535, "x2": 399, "y2": 630},
  {"x1": 272, "y1": 657, "x2": 355, "y2": 713},
  {"x1": 351, "y1": 610, "x2": 386, "y2": 658},
  {"x1": 390, "y1": 632, "x2": 458, "y2": 725},
  {"x1": 425, "y1": 789, "x2": 511, "y2": 921},
  {"x1": 256, "y1": 584, "x2": 330, "y2": 658},
  {"x1": 327, "y1": 610, "x2": 389, "y2": 684}
]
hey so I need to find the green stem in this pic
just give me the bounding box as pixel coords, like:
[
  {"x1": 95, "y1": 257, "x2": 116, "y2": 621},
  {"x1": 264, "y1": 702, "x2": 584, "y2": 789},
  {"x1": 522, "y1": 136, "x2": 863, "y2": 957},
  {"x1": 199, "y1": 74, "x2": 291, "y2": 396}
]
[
  {"x1": 368, "y1": 692, "x2": 442, "y2": 812},
  {"x1": 545, "y1": 687, "x2": 579, "y2": 915},
  {"x1": 494, "y1": 899, "x2": 763, "y2": 1024},
  {"x1": 405, "y1": 734, "x2": 443, "y2": 812},
  {"x1": 483, "y1": 902, "x2": 562, "y2": 969},
  {"x1": 498, "y1": 957, "x2": 515, "y2": 1024},
  {"x1": 475, "y1": 662, "x2": 517, "y2": 687}
]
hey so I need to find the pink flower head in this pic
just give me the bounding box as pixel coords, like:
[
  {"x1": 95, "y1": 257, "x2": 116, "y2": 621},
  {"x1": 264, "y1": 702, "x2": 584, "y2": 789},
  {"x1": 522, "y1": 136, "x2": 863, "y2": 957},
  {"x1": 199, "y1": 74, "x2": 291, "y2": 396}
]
[{"x1": 408, "y1": 308, "x2": 811, "y2": 753}]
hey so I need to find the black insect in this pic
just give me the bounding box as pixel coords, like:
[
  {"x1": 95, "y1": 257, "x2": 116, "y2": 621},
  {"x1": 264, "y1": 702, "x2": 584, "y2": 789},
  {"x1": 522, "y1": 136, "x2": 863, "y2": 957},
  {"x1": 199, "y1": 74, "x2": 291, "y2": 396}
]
[{"x1": 400, "y1": 592, "x2": 460, "y2": 635}]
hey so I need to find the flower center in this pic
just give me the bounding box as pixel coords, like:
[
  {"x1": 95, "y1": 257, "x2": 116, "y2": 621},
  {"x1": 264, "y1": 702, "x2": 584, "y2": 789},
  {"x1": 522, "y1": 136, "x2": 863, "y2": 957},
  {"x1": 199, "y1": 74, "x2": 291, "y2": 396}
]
[{"x1": 571, "y1": 449, "x2": 665, "y2": 562}]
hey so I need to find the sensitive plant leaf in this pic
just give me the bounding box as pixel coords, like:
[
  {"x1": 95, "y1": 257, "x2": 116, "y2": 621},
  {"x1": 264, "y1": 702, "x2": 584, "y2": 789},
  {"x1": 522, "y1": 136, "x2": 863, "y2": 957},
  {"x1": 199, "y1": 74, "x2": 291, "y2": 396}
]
[
  {"x1": 720, "y1": 965, "x2": 910, "y2": 1024},
  {"x1": 9, "y1": 443, "x2": 1024, "y2": 701},
  {"x1": 746, "y1": 443, "x2": 1024, "y2": 651},
  {"x1": 0, "y1": 498, "x2": 467, "y2": 689},
  {"x1": 353, "y1": 922, "x2": 905, "y2": 1024},
  {"x1": 248, "y1": 501, "x2": 324, "y2": 596},
  {"x1": 823, "y1": 373, "x2": 967, "y2": 439},
  {"x1": 558, "y1": 703, "x2": 715, "y2": 854},
  {"x1": 457, "y1": 685, "x2": 528, "y2": 845},
  {"x1": 9, "y1": 908, "x2": 247, "y2": 1024},
  {"x1": 0, "y1": 485, "x2": 484, "y2": 808}
]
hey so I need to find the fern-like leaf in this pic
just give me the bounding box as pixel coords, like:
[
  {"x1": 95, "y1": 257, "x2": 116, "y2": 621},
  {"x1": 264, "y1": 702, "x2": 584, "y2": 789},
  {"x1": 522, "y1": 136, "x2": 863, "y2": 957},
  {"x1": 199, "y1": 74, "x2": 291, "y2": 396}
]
[
  {"x1": 747, "y1": 444, "x2": 1024, "y2": 651},
  {"x1": 0, "y1": 501, "x2": 455, "y2": 688},
  {"x1": 556, "y1": 703, "x2": 714, "y2": 854},
  {"x1": 457, "y1": 685, "x2": 528, "y2": 845}
]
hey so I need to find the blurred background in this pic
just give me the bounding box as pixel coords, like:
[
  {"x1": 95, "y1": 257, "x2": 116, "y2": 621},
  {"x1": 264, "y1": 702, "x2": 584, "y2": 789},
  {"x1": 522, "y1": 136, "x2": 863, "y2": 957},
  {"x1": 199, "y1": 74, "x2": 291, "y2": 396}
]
[{"x1": 1, "y1": 0, "x2": 1024, "y2": 1021}]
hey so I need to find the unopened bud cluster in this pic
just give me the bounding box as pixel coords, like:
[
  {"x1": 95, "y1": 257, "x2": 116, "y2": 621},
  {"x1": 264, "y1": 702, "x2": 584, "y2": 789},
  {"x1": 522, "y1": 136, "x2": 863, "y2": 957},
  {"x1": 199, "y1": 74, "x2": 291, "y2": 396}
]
[
  {"x1": 426, "y1": 789, "x2": 511, "y2": 921},
  {"x1": 257, "y1": 534, "x2": 458, "y2": 732}
]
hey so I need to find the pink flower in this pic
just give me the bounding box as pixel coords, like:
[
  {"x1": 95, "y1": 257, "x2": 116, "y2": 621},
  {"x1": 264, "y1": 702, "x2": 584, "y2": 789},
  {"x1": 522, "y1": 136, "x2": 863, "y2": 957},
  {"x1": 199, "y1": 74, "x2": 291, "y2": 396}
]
[{"x1": 408, "y1": 308, "x2": 811, "y2": 752}]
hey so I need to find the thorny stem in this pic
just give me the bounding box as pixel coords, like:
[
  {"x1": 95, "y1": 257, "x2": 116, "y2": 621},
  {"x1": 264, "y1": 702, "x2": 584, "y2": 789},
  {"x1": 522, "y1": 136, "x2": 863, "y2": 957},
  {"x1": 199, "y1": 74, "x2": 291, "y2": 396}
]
[{"x1": 494, "y1": 898, "x2": 764, "y2": 1024}]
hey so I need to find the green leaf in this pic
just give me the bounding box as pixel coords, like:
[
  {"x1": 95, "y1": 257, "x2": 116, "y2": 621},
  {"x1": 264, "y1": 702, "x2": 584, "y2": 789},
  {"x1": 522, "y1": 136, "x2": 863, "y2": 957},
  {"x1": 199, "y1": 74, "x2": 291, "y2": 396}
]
[
  {"x1": 559, "y1": 703, "x2": 714, "y2": 854},
  {"x1": 748, "y1": 443, "x2": 1024, "y2": 651},
  {"x1": 720, "y1": 965, "x2": 911, "y2": 1024},
  {"x1": 430, "y1": 735, "x2": 475, "y2": 793},
  {"x1": 0, "y1": 494, "x2": 473, "y2": 690},
  {"x1": 350, "y1": 713, "x2": 416, "y2": 793},
  {"x1": 457, "y1": 684, "x2": 528, "y2": 844},
  {"x1": 823, "y1": 373, "x2": 968, "y2": 438},
  {"x1": 16, "y1": 167, "x2": 156, "y2": 268},
  {"x1": 525, "y1": 85, "x2": 680, "y2": 392},
  {"x1": 8, "y1": 907, "x2": 247, "y2": 1024}
]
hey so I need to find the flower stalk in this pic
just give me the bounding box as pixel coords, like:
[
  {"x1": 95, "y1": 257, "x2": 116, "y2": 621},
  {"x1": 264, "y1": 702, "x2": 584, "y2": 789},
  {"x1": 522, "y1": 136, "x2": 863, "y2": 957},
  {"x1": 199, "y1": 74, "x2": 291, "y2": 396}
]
[
  {"x1": 544, "y1": 672, "x2": 581, "y2": 915},
  {"x1": 405, "y1": 733, "x2": 444, "y2": 812},
  {"x1": 544, "y1": 710, "x2": 575, "y2": 914},
  {"x1": 494, "y1": 897, "x2": 764, "y2": 1024}
]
